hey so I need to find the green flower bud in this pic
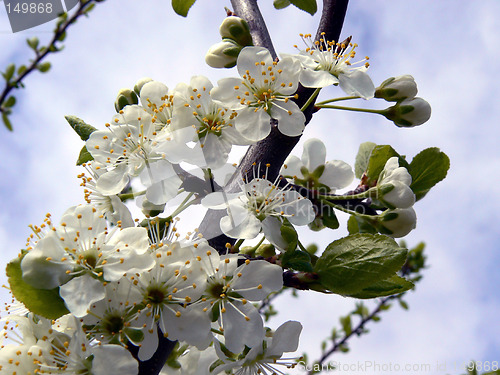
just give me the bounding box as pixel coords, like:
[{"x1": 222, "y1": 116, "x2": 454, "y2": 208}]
[
  {"x1": 383, "y1": 97, "x2": 431, "y2": 127},
  {"x1": 114, "y1": 88, "x2": 139, "y2": 112},
  {"x1": 255, "y1": 244, "x2": 276, "y2": 258},
  {"x1": 133, "y1": 77, "x2": 153, "y2": 96},
  {"x1": 205, "y1": 39, "x2": 241, "y2": 68},
  {"x1": 219, "y1": 16, "x2": 252, "y2": 46},
  {"x1": 375, "y1": 75, "x2": 418, "y2": 102}
]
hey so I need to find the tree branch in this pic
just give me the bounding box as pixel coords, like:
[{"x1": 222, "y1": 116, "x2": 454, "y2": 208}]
[
  {"x1": 199, "y1": 0, "x2": 350, "y2": 251},
  {"x1": 230, "y1": 0, "x2": 276, "y2": 58}
]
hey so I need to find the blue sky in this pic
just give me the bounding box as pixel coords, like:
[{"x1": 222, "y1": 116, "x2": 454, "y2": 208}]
[{"x1": 1, "y1": 1, "x2": 499, "y2": 374}]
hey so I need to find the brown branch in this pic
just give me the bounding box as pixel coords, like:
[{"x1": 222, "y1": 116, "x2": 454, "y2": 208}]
[{"x1": 199, "y1": 0, "x2": 350, "y2": 252}]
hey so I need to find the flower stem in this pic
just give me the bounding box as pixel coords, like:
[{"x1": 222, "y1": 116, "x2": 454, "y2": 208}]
[
  {"x1": 301, "y1": 88, "x2": 321, "y2": 112},
  {"x1": 118, "y1": 189, "x2": 146, "y2": 201},
  {"x1": 315, "y1": 95, "x2": 360, "y2": 106},
  {"x1": 323, "y1": 200, "x2": 377, "y2": 220},
  {"x1": 316, "y1": 104, "x2": 384, "y2": 115},
  {"x1": 169, "y1": 192, "x2": 197, "y2": 218}
]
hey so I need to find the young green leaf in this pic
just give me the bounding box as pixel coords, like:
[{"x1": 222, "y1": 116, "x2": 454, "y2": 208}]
[
  {"x1": 172, "y1": 0, "x2": 196, "y2": 17},
  {"x1": 355, "y1": 141, "x2": 376, "y2": 178},
  {"x1": 314, "y1": 234, "x2": 408, "y2": 295},
  {"x1": 3, "y1": 63, "x2": 16, "y2": 82},
  {"x1": 6, "y1": 256, "x2": 69, "y2": 319},
  {"x1": 289, "y1": 0, "x2": 317, "y2": 15},
  {"x1": 4, "y1": 96, "x2": 16, "y2": 108},
  {"x1": 274, "y1": 0, "x2": 291, "y2": 9},
  {"x1": 65, "y1": 115, "x2": 97, "y2": 141},
  {"x1": 409, "y1": 147, "x2": 450, "y2": 200},
  {"x1": 2, "y1": 112, "x2": 13, "y2": 131},
  {"x1": 366, "y1": 145, "x2": 409, "y2": 182}
]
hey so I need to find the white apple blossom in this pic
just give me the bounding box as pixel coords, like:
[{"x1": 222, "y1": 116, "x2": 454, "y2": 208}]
[
  {"x1": 86, "y1": 105, "x2": 183, "y2": 204},
  {"x1": 139, "y1": 80, "x2": 175, "y2": 130},
  {"x1": 377, "y1": 157, "x2": 415, "y2": 209},
  {"x1": 202, "y1": 167, "x2": 315, "y2": 240},
  {"x1": 194, "y1": 246, "x2": 283, "y2": 353},
  {"x1": 132, "y1": 241, "x2": 212, "y2": 360},
  {"x1": 213, "y1": 320, "x2": 302, "y2": 375},
  {"x1": 211, "y1": 46, "x2": 305, "y2": 141},
  {"x1": 79, "y1": 161, "x2": 135, "y2": 227},
  {"x1": 20, "y1": 205, "x2": 155, "y2": 317},
  {"x1": 292, "y1": 33, "x2": 375, "y2": 99},
  {"x1": 281, "y1": 138, "x2": 354, "y2": 193},
  {"x1": 171, "y1": 75, "x2": 250, "y2": 169}
]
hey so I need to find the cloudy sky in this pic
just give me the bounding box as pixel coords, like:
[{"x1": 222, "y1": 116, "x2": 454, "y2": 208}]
[{"x1": 1, "y1": 1, "x2": 499, "y2": 374}]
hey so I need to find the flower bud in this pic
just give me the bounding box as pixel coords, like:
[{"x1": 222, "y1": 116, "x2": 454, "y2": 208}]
[
  {"x1": 375, "y1": 157, "x2": 415, "y2": 209},
  {"x1": 379, "y1": 207, "x2": 417, "y2": 238},
  {"x1": 375, "y1": 75, "x2": 418, "y2": 102},
  {"x1": 114, "y1": 88, "x2": 138, "y2": 112},
  {"x1": 205, "y1": 39, "x2": 241, "y2": 68},
  {"x1": 255, "y1": 244, "x2": 276, "y2": 258},
  {"x1": 219, "y1": 16, "x2": 252, "y2": 46},
  {"x1": 383, "y1": 97, "x2": 431, "y2": 127},
  {"x1": 133, "y1": 77, "x2": 153, "y2": 96}
]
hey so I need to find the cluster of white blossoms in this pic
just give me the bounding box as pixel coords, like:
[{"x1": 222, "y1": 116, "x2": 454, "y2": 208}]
[{"x1": 2, "y1": 29, "x2": 431, "y2": 374}]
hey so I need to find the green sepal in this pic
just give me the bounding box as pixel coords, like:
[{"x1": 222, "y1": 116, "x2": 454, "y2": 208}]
[
  {"x1": 355, "y1": 141, "x2": 377, "y2": 179},
  {"x1": 408, "y1": 147, "x2": 450, "y2": 201},
  {"x1": 6, "y1": 255, "x2": 69, "y2": 319},
  {"x1": 280, "y1": 220, "x2": 298, "y2": 251},
  {"x1": 209, "y1": 359, "x2": 226, "y2": 373},
  {"x1": 76, "y1": 145, "x2": 94, "y2": 165},
  {"x1": 289, "y1": 0, "x2": 317, "y2": 15},
  {"x1": 347, "y1": 215, "x2": 377, "y2": 235},
  {"x1": 366, "y1": 145, "x2": 409, "y2": 183},
  {"x1": 347, "y1": 274, "x2": 414, "y2": 299},
  {"x1": 281, "y1": 250, "x2": 313, "y2": 272},
  {"x1": 314, "y1": 234, "x2": 408, "y2": 295},
  {"x1": 171, "y1": 0, "x2": 196, "y2": 17},
  {"x1": 124, "y1": 327, "x2": 144, "y2": 343},
  {"x1": 65, "y1": 115, "x2": 97, "y2": 141},
  {"x1": 347, "y1": 215, "x2": 359, "y2": 234},
  {"x1": 311, "y1": 164, "x2": 325, "y2": 179}
]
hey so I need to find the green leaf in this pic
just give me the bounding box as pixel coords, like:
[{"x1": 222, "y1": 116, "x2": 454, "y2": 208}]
[
  {"x1": 289, "y1": 0, "x2": 317, "y2": 15},
  {"x1": 281, "y1": 250, "x2": 313, "y2": 272},
  {"x1": 27, "y1": 37, "x2": 39, "y2": 50},
  {"x1": 2, "y1": 112, "x2": 13, "y2": 131},
  {"x1": 355, "y1": 142, "x2": 376, "y2": 179},
  {"x1": 171, "y1": 0, "x2": 196, "y2": 16},
  {"x1": 37, "y1": 62, "x2": 52, "y2": 73},
  {"x1": 76, "y1": 145, "x2": 94, "y2": 165},
  {"x1": 4, "y1": 96, "x2": 16, "y2": 108},
  {"x1": 348, "y1": 275, "x2": 414, "y2": 299},
  {"x1": 321, "y1": 205, "x2": 339, "y2": 229},
  {"x1": 3, "y1": 63, "x2": 16, "y2": 81},
  {"x1": 340, "y1": 315, "x2": 352, "y2": 335},
  {"x1": 366, "y1": 145, "x2": 409, "y2": 182},
  {"x1": 17, "y1": 65, "x2": 27, "y2": 76},
  {"x1": 6, "y1": 256, "x2": 69, "y2": 319},
  {"x1": 273, "y1": 0, "x2": 291, "y2": 9},
  {"x1": 65, "y1": 115, "x2": 97, "y2": 141},
  {"x1": 314, "y1": 234, "x2": 408, "y2": 295},
  {"x1": 409, "y1": 147, "x2": 450, "y2": 200},
  {"x1": 347, "y1": 215, "x2": 359, "y2": 234}
]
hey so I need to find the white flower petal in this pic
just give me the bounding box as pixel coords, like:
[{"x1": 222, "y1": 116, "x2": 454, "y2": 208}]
[
  {"x1": 59, "y1": 274, "x2": 105, "y2": 318},
  {"x1": 338, "y1": 70, "x2": 375, "y2": 99}
]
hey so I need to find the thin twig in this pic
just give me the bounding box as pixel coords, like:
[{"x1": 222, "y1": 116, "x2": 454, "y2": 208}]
[
  {"x1": 0, "y1": 0, "x2": 100, "y2": 114},
  {"x1": 308, "y1": 295, "x2": 396, "y2": 375}
]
